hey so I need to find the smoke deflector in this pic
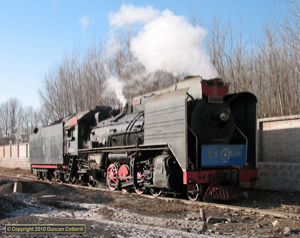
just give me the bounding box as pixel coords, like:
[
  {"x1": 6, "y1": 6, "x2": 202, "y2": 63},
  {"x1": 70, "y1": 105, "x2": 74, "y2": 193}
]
[{"x1": 144, "y1": 88, "x2": 188, "y2": 171}]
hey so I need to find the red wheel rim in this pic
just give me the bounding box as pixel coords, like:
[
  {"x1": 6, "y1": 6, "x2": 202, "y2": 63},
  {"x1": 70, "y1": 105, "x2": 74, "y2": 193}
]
[
  {"x1": 135, "y1": 171, "x2": 146, "y2": 194},
  {"x1": 150, "y1": 188, "x2": 162, "y2": 197},
  {"x1": 118, "y1": 165, "x2": 130, "y2": 182},
  {"x1": 107, "y1": 164, "x2": 118, "y2": 190},
  {"x1": 118, "y1": 165, "x2": 131, "y2": 192}
]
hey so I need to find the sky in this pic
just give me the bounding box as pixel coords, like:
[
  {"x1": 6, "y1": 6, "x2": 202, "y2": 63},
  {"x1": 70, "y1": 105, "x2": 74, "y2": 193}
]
[{"x1": 0, "y1": 0, "x2": 282, "y2": 109}]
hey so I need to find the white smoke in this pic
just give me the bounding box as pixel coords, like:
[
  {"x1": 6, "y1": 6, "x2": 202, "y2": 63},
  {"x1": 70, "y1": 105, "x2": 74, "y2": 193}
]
[
  {"x1": 106, "y1": 4, "x2": 218, "y2": 106},
  {"x1": 79, "y1": 15, "x2": 89, "y2": 31},
  {"x1": 104, "y1": 34, "x2": 127, "y2": 106},
  {"x1": 109, "y1": 4, "x2": 160, "y2": 28},
  {"x1": 105, "y1": 35, "x2": 121, "y2": 57},
  {"x1": 109, "y1": 5, "x2": 218, "y2": 78},
  {"x1": 105, "y1": 76, "x2": 127, "y2": 106}
]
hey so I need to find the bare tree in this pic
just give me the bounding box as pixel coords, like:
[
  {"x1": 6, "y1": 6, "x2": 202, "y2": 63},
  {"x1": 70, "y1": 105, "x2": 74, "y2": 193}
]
[
  {"x1": 38, "y1": 2, "x2": 299, "y2": 122},
  {"x1": 189, "y1": 2, "x2": 299, "y2": 118},
  {"x1": 19, "y1": 106, "x2": 42, "y2": 142},
  {"x1": 276, "y1": 0, "x2": 300, "y2": 45},
  {"x1": 0, "y1": 98, "x2": 23, "y2": 144}
]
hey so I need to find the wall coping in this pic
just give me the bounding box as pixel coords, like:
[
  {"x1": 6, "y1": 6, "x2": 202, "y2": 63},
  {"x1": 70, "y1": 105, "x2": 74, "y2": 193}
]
[
  {"x1": 0, "y1": 143, "x2": 29, "y2": 147},
  {"x1": 0, "y1": 157, "x2": 29, "y2": 159},
  {"x1": 257, "y1": 162, "x2": 300, "y2": 166},
  {"x1": 259, "y1": 115, "x2": 300, "y2": 123}
]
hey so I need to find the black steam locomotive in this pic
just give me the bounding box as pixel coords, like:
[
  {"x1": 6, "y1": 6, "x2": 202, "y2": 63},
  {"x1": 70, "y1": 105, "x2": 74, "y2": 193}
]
[{"x1": 30, "y1": 76, "x2": 258, "y2": 201}]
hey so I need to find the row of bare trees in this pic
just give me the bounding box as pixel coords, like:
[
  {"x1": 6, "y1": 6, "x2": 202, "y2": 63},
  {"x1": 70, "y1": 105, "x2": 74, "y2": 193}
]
[
  {"x1": 39, "y1": 1, "x2": 299, "y2": 121},
  {"x1": 0, "y1": 98, "x2": 41, "y2": 145},
  {"x1": 206, "y1": 1, "x2": 299, "y2": 117},
  {"x1": 39, "y1": 30, "x2": 180, "y2": 123},
  {"x1": 39, "y1": 35, "x2": 130, "y2": 123},
  {"x1": 0, "y1": 1, "x2": 299, "y2": 144}
]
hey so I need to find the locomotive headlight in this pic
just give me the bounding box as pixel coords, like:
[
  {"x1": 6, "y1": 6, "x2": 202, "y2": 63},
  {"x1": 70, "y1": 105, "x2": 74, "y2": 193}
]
[{"x1": 220, "y1": 108, "x2": 231, "y2": 121}]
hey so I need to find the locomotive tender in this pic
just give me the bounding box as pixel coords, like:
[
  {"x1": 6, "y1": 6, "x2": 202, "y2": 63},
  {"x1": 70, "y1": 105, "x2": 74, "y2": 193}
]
[{"x1": 30, "y1": 76, "x2": 258, "y2": 201}]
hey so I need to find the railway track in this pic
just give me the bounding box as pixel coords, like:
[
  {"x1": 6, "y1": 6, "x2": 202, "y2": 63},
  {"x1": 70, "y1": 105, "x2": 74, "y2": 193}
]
[{"x1": 2, "y1": 171, "x2": 300, "y2": 220}]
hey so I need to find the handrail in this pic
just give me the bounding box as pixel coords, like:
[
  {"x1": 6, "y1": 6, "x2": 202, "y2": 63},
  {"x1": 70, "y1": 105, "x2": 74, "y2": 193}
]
[
  {"x1": 234, "y1": 125, "x2": 248, "y2": 161},
  {"x1": 188, "y1": 126, "x2": 198, "y2": 170}
]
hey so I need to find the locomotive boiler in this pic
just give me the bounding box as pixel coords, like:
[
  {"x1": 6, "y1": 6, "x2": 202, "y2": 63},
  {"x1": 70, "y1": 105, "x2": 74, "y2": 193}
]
[{"x1": 30, "y1": 76, "x2": 258, "y2": 201}]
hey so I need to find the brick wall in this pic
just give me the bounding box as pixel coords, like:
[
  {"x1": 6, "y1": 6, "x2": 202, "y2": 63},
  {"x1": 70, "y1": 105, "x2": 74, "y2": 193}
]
[
  {"x1": 258, "y1": 116, "x2": 300, "y2": 163},
  {"x1": 4, "y1": 147, "x2": 10, "y2": 158},
  {"x1": 0, "y1": 157, "x2": 30, "y2": 169},
  {"x1": 255, "y1": 162, "x2": 300, "y2": 191},
  {"x1": 19, "y1": 144, "x2": 29, "y2": 158},
  {"x1": 0, "y1": 143, "x2": 30, "y2": 169},
  {"x1": 256, "y1": 116, "x2": 300, "y2": 191},
  {"x1": 11, "y1": 145, "x2": 18, "y2": 157}
]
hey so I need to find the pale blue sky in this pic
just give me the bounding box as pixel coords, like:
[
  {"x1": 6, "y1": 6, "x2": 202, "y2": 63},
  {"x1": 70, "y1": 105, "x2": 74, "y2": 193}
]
[{"x1": 0, "y1": 0, "x2": 281, "y2": 109}]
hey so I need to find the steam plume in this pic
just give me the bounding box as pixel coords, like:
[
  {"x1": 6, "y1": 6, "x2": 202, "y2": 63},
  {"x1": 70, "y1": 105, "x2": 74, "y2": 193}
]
[
  {"x1": 110, "y1": 5, "x2": 218, "y2": 78},
  {"x1": 109, "y1": 4, "x2": 160, "y2": 27},
  {"x1": 106, "y1": 4, "x2": 218, "y2": 106},
  {"x1": 106, "y1": 76, "x2": 127, "y2": 106}
]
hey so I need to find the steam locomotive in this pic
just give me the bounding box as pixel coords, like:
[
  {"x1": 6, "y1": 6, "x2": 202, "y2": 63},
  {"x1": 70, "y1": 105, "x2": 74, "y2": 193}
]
[{"x1": 30, "y1": 76, "x2": 258, "y2": 201}]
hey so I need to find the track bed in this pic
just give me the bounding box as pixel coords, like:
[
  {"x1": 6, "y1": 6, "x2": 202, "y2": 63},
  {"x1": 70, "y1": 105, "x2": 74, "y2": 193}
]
[{"x1": 1, "y1": 167, "x2": 300, "y2": 237}]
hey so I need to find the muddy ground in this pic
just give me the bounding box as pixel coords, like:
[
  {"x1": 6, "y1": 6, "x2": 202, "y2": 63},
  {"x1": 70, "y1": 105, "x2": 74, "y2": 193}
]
[{"x1": 0, "y1": 167, "x2": 300, "y2": 237}]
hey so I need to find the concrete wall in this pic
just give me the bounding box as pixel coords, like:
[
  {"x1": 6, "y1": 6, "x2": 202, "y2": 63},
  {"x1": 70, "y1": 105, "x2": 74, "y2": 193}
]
[
  {"x1": 255, "y1": 162, "x2": 300, "y2": 191},
  {"x1": 0, "y1": 157, "x2": 30, "y2": 169},
  {"x1": 256, "y1": 116, "x2": 300, "y2": 191},
  {"x1": 257, "y1": 116, "x2": 300, "y2": 163},
  {"x1": 0, "y1": 144, "x2": 30, "y2": 169}
]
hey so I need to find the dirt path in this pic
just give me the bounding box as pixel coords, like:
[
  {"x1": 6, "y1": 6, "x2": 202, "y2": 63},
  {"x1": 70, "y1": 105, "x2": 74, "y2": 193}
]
[{"x1": 0, "y1": 167, "x2": 299, "y2": 237}]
